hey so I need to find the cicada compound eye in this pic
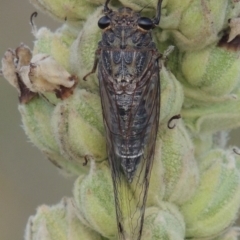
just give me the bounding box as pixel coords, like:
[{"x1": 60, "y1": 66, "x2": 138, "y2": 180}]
[
  {"x1": 98, "y1": 16, "x2": 111, "y2": 29},
  {"x1": 137, "y1": 17, "x2": 154, "y2": 30}
]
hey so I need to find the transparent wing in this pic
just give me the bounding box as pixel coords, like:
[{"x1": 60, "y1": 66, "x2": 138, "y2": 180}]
[{"x1": 98, "y1": 56, "x2": 160, "y2": 240}]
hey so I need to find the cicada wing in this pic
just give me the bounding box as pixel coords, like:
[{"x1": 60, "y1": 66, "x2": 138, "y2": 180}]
[
  {"x1": 128, "y1": 65, "x2": 160, "y2": 239},
  {"x1": 98, "y1": 60, "x2": 160, "y2": 240}
]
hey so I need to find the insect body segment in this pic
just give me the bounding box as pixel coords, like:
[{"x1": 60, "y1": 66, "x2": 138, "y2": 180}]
[{"x1": 84, "y1": 1, "x2": 162, "y2": 239}]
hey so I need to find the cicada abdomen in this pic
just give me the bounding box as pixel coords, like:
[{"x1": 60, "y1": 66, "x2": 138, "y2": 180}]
[{"x1": 84, "y1": 1, "x2": 162, "y2": 239}]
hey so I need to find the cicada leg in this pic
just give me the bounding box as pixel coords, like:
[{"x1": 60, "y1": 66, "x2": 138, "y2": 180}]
[
  {"x1": 159, "y1": 45, "x2": 175, "y2": 68},
  {"x1": 168, "y1": 114, "x2": 181, "y2": 129},
  {"x1": 83, "y1": 48, "x2": 101, "y2": 81},
  {"x1": 83, "y1": 154, "x2": 91, "y2": 166}
]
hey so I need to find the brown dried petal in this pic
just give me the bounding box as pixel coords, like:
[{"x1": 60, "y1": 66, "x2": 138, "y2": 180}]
[
  {"x1": 15, "y1": 43, "x2": 32, "y2": 68},
  {"x1": 55, "y1": 75, "x2": 78, "y2": 100},
  {"x1": 1, "y1": 46, "x2": 37, "y2": 104},
  {"x1": 2, "y1": 46, "x2": 77, "y2": 103},
  {"x1": 18, "y1": 65, "x2": 36, "y2": 92},
  {"x1": 17, "y1": 73, "x2": 37, "y2": 104},
  {"x1": 27, "y1": 54, "x2": 77, "y2": 93},
  {"x1": 1, "y1": 49, "x2": 20, "y2": 93}
]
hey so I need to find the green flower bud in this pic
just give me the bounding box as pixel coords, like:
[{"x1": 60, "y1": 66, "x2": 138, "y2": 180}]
[
  {"x1": 181, "y1": 82, "x2": 237, "y2": 107},
  {"x1": 33, "y1": 25, "x2": 76, "y2": 71},
  {"x1": 180, "y1": 149, "x2": 240, "y2": 239},
  {"x1": 158, "y1": 121, "x2": 199, "y2": 205},
  {"x1": 69, "y1": 7, "x2": 102, "y2": 93},
  {"x1": 29, "y1": 0, "x2": 98, "y2": 23},
  {"x1": 51, "y1": 89, "x2": 107, "y2": 163},
  {"x1": 159, "y1": 0, "x2": 229, "y2": 51},
  {"x1": 19, "y1": 98, "x2": 83, "y2": 176},
  {"x1": 141, "y1": 204, "x2": 185, "y2": 240},
  {"x1": 73, "y1": 162, "x2": 117, "y2": 239},
  {"x1": 25, "y1": 197, "x2": 102, "y2": 240},
  {"x1": 160, "y1": 63, "x2": 184, "y2": 125},
  {"x1": 14, "y1": 50, "x2": 105, "y2": 173},
  {"x1": 182, "y1": 90, "x2": 240, "y2": 134},
  {"x1": 180, "y1": 44, "x2": 240, "y2": 98}
]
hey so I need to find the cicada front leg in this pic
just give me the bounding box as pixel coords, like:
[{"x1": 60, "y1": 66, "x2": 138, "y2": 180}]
[{"x1": 83, "y1": 48, "x2": 101, "y2": 81}]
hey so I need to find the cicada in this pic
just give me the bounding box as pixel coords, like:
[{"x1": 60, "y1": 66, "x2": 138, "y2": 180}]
[{"x1": 84, "y1": 0, "x2": 162, "y2": 239}]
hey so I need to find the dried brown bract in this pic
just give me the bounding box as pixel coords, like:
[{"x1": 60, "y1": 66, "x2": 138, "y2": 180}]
[{"x1": 1, "y1": 44, "x2": 78, "y2": 103}]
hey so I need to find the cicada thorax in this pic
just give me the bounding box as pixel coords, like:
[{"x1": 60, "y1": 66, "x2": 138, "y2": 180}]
[{"x1": 86, "y1": 1, "x2": 163, "y2": 239}]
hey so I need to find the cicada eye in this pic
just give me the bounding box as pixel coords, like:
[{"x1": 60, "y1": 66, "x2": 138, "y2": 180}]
[
  {"x1": 98, "y1": 16, "x2": 111, "y2": 29},
  {"x1": 137, "y1": 17, "x2": 154, "y2": 30}
]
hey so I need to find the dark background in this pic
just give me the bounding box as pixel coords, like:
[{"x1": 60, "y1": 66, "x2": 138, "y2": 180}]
[{"x1": 0, "y1": 1, "x2": 240, "y2": 240}]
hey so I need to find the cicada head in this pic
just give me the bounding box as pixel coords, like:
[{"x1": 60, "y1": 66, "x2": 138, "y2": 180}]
[{"x1": 98, "y1": 0, "x2": 162, "y2": 49}]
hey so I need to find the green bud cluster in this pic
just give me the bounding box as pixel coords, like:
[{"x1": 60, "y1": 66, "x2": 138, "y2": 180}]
[
  {"x1": 1, "y1": 0, "x2": 240, "y2": 239},
  {"x1": 25, "y1": 198, "x2": 103, "y2": 240}
]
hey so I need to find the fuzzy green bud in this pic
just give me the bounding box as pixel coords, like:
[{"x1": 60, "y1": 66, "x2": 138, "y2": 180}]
[
  {"x1": 159, "y1": 0, "x2": 230, "y2": 51},
  {"x1": 180, "y1": 43, "x2": 240, "y2": 98},
  {"x1": 182, "y1": 89, "x2": 240, "y2": 135},
  {"x1": 19, "y1": 98, "x2": 83, "y2": 176},
  {"x1": 29, "y1": 0, "x2": 98, "y2": 24},
  {"x1": 159, "y1": 60, "x2": 184, "y2": 125},
  {"x1": 180, "y1": 149, "x2": 240, "y2": 239},
  {"x1": 158, "y1": 121, "x2": 199, "y2": 205},
  {"x1": 69, "y1": 7, "x2": 103, "y2": 93},
  {"x1": 141, "y1": 204, "x2": 185, "y2": 240},
  {"x1": 73, "y1": 162, "x2": 117, "y2": 239},
  {"x1": 51, "y1": 89, "x2": 107, "y2": 163},
  {"x1": 32, "y1": 25, "x2": 77, "y2": 71},
  {"x1": 25, "y1": 197, "x2": 102, "y2": 240},
  {"x1": 18, "y1": 87, "x2": 106, "y2": 176}
]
